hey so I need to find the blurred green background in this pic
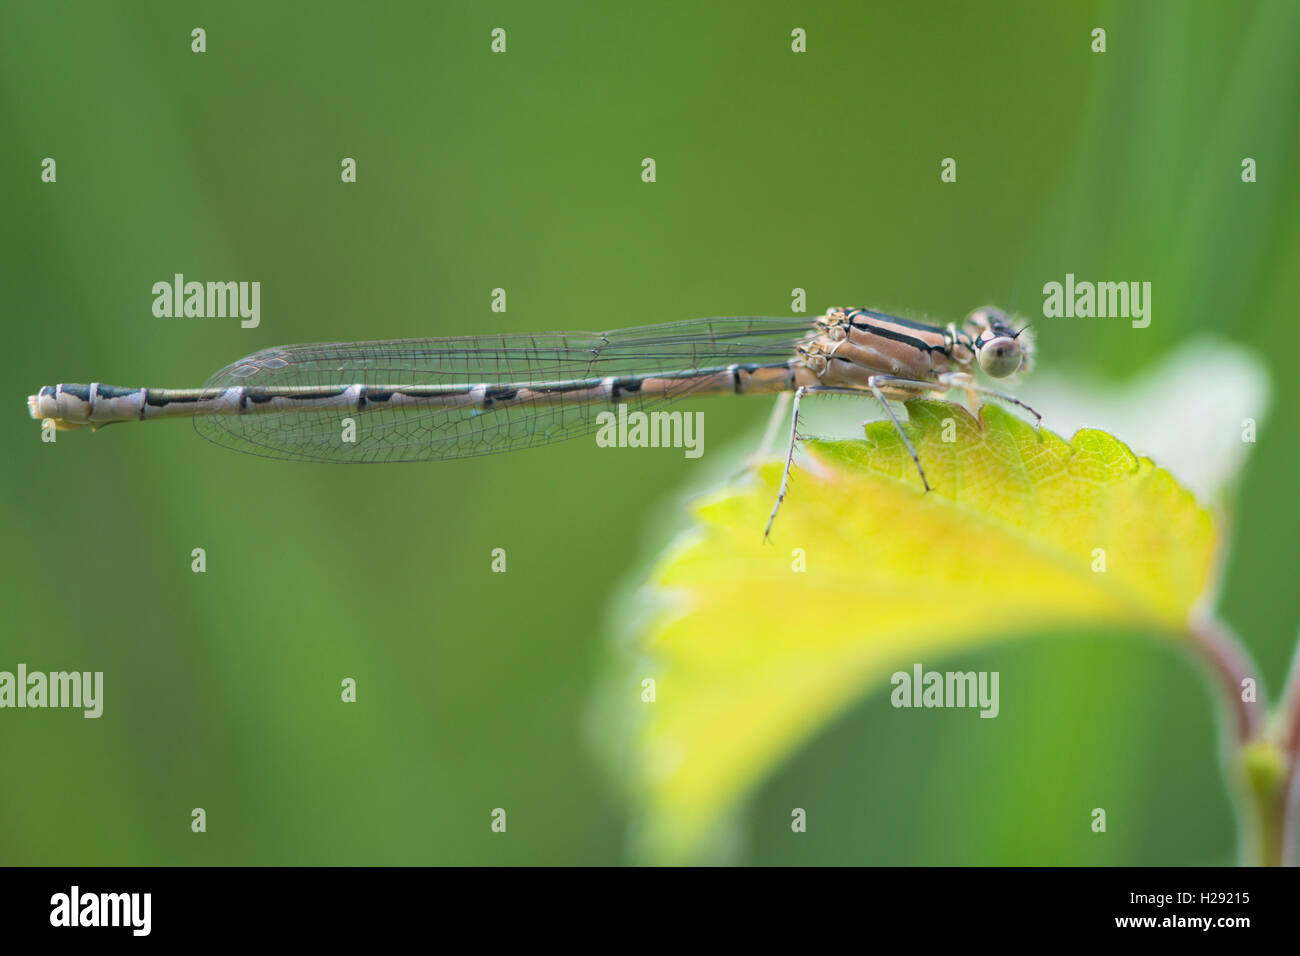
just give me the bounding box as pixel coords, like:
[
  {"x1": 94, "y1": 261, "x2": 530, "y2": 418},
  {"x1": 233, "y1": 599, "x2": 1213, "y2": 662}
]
[{"x1": 2, "y1": 0, "x2": 1297, "y2": 864}]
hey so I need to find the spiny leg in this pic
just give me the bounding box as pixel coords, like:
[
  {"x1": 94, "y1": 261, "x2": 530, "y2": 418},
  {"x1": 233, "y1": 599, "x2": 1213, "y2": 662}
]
[
  {"x1": 764, "y1": 386, "x2": 811, "y2": 540},
  {"x1": 867, "y1": 372, "x2": 1046, "y2": 484},
  {"x1": 937, "y1": 372, "x2": 1041, "y2": 425},
  {"x1": 866, "y1": 377, "x2": 932, "y2": 493},
  {"x1": 763, "y1": 385, "x2": 921, "y2": 539},
  {"x1": 976, "y1": 385, "x2": 1041, "y2": 425}
]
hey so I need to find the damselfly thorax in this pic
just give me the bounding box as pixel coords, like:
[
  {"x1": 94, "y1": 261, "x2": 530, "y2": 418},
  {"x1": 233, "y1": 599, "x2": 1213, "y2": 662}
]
[{"x1": 28, "y1": 305, "x2": 1037, "y2": 535}]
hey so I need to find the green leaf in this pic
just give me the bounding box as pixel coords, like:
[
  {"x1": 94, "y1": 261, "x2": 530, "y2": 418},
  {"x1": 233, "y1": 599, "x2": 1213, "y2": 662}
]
[{"x1": 630, "y1": 399, "x2": 1217, "y2": 862}]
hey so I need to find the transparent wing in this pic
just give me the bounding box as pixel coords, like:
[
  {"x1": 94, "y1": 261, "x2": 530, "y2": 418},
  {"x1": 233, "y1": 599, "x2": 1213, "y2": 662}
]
[{"x1": 193, "y1": 316, "x2": 809, "y2": 462}]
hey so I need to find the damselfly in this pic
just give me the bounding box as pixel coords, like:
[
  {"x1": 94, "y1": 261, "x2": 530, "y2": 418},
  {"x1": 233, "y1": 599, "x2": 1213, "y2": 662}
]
[{"x1": 28, "y1": 306, "x2": 1037, "y2": 535}]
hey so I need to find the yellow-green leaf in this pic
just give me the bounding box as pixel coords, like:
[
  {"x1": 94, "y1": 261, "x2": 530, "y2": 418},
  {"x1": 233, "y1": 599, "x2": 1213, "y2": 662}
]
[{"x1": 633, "y1": 399, "x2": 1216, "y2": 862}]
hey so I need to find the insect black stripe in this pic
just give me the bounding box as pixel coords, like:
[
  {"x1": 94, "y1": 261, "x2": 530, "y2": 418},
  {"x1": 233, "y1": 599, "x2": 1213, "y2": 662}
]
[
  {"x1": 850, "y1": 319, "x2": 934, "y2": 353},
  {"x1": 851, "y1": 308, "x2": 946, "y2": 334}
]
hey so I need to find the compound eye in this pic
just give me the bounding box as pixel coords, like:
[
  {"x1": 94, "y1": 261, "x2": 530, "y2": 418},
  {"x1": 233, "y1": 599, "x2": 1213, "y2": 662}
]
[{"x1": 977, "y1": 336, "x2": 1022, "y2": 377}]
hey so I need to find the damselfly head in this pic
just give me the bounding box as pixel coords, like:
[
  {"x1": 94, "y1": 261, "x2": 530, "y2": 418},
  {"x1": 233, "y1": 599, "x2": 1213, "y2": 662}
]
[{"x1": 966, "y1": 307, "x2": 1034, "y2": 378}]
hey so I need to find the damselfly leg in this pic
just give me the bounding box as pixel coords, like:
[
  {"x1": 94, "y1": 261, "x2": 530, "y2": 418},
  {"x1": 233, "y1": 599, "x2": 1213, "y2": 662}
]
[
  {"x1": 935, "y1": 372, "x2": 1042, "y2": 424},
  {"x1": 764, "y1": 383, "x2": 935, "y2": 540},
  {"x1": 762, "y1": 370, "x2": 1042, "y2": 539}
]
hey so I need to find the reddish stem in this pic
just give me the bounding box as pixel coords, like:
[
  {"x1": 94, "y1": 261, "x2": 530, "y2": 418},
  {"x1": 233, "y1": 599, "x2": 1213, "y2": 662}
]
[
  {"x1": 1189, "y1": 612, "x2": 1263, "y2": 745},
  {"x1": 1277, "y1": 647, "x2": 1300, "y2": 866}
]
